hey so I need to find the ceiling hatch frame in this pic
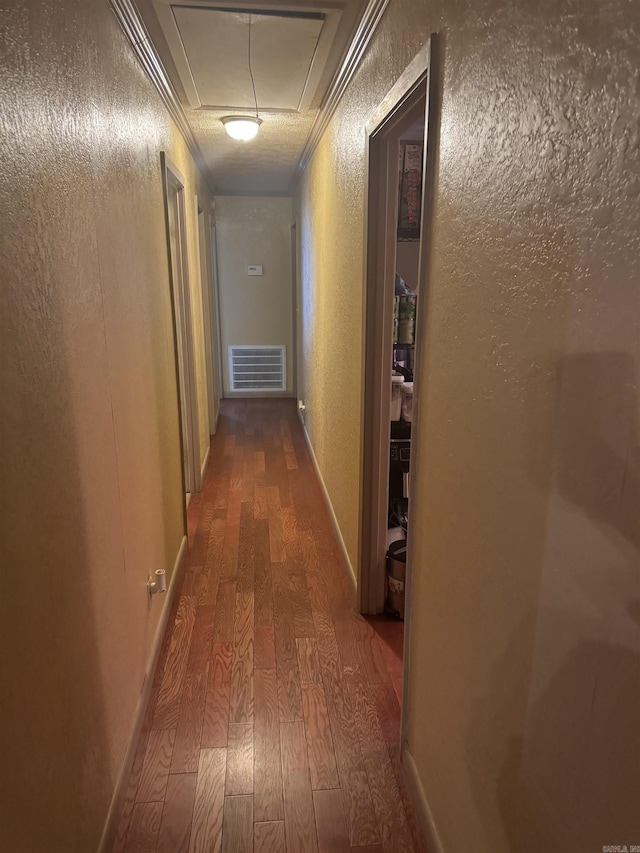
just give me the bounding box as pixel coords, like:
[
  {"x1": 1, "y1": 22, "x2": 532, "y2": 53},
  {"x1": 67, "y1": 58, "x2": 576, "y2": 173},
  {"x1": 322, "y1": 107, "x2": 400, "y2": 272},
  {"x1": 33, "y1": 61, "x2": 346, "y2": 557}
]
[{"x1": 152, "y1": 0, "x2": 343, "y2": 113}]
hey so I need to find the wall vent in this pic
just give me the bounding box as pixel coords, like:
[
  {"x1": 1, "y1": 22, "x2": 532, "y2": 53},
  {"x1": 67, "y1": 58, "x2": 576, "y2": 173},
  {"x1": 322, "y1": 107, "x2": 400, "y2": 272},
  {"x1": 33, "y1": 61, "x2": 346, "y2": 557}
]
[{"x1": 228, "y1": 345, "x2": 286, "y2": 393}]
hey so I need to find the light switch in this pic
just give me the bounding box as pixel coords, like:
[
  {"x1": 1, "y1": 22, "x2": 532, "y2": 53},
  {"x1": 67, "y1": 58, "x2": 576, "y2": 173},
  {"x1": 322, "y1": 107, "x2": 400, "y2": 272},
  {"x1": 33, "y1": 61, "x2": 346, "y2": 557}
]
[{"x1": 248, "y1": 265, "x2": 263, "y2": 276}]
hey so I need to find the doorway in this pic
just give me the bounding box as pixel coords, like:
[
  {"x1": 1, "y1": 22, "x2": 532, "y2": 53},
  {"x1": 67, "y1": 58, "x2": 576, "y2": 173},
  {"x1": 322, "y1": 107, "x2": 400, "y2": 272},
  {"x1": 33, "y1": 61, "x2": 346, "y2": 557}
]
[
  {"x1": 359, "y1": 35, "x2": 443, "y2": 717},
  {"x1": 210, "y1": 220, "x2": 225, "y2": 411},
  {"x1": 196, "y1": 201, "x2": 220, "y2": 434},
  {"x1": 161, "y1": 152, "x2": 201, "y2": 501}
]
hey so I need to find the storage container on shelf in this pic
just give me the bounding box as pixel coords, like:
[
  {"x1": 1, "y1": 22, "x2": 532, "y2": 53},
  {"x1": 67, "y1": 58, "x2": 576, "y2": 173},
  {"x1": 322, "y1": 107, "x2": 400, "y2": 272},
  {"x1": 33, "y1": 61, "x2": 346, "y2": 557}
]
[
  {"x1": 386, "y1": 539, "x2": 407, "y2": 620},
  {"x1": 397, "y1": 317, "x2": 414, "y2": 344},
  {"x1": 397, "y1": 296, "x2": 416, "y2": 344},
  {"x1": 401, "y1": 381, "x2": 414, "y2": 422},
  {"x1": 391, "y1": 374, "x2": 404, "y2": 421}
]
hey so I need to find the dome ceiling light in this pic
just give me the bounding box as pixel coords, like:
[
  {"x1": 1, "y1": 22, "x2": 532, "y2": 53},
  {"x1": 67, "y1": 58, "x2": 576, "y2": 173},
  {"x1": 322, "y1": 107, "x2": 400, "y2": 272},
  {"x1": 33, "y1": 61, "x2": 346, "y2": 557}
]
[{"x1": 221, "y1": 115, "x2": 262, "y2": 140}]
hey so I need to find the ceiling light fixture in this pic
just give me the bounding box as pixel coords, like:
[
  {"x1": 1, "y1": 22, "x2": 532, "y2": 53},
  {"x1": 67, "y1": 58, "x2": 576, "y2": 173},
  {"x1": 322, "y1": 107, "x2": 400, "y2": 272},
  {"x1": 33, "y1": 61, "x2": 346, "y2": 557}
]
[
  {"x1": 221, "y1": 115, "x2": 261, "y2": 141},
  {"x1": 221, "y1": 14, "x2": 261, "y2": 141}
]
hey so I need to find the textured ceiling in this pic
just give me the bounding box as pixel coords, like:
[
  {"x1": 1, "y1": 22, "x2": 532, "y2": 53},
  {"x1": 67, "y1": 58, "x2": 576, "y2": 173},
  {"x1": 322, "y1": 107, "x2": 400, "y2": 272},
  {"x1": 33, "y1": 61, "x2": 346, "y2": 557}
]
[{"x1": 136, "y1": 0, "x2": 368, "y2": 194}]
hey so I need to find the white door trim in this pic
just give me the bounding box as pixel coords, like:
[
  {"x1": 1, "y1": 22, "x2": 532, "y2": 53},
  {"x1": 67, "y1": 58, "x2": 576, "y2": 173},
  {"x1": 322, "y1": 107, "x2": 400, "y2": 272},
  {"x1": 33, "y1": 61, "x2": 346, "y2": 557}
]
[
  {"x1": 161, "y1": 152, "x2": 201, "y2": 496},
  {"x1": 210, "y1": 220, "x2": 225, "y2": 404},
  {"x1": 359, "y1": 63, "x2": 429, "y2": 615},
  {"x1": 358, "y1": 31, "x2": 444, "y2": 761},
  {"x1": 400, "y1": 32, "x2": 444, "y2": 746},
  {"x1": 196, "y1": 199, "x2": 218, "y2": 433}
]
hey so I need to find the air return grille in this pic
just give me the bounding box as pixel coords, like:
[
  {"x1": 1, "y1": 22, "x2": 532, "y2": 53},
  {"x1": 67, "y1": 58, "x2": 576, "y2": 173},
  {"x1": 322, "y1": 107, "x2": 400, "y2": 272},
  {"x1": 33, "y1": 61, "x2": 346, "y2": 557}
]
[{"x1": 228, "y1": 345, "x2": 286, "y2": 392}]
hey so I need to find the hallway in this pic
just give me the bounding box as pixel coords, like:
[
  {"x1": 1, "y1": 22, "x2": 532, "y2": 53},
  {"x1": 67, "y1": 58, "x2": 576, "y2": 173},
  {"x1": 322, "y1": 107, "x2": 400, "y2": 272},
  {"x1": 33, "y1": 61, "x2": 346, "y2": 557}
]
[{"x1": 114, "y1": 399, "x2": 426, "y2": 853}]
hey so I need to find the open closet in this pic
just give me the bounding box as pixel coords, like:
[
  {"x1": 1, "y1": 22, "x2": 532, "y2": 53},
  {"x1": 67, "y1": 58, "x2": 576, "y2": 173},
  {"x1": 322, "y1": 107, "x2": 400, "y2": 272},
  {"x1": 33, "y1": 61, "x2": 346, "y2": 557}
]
[
  {"x1": 386, "y1": 124, "x2": 424, "y2": 621},
  {"x1": 359, "y1": 89, "x2": 428, "y2": 709}
]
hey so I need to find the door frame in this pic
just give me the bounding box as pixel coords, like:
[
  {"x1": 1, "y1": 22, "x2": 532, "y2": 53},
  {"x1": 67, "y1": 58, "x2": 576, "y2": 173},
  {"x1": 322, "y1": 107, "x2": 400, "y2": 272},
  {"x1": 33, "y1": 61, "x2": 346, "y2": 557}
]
[
  {"x1": 399, "y1": 34, "x2": 444, "y2": 738},
  {"x1": 196, "y1": 198, "x2": 220, "y2": 433},
  {"x1": 359, "y1": 49, "x2": 430, "y2": 615},
  {"x1": 161, "y1": 152, "x2": 201, "y2": 497},
  {"x1": 290, "y1": 220, "x2": 298, "y2": 398},
  {"x1": 210, "y1": 219, "x2": 225, "y2": 404},
  {"x1": 359, "y1": 33, "x2": 443, "y2": 745}
]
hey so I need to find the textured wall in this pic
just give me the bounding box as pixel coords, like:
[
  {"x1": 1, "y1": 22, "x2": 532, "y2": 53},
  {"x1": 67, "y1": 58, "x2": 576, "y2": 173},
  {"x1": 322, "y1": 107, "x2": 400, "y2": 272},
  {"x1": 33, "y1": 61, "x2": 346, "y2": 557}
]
[
  {"x1": 297, "y1": 0, "x2": 435, "y2": 574},
  {"x1": 215, "y1": 196, "x2": 294, "y2": 395},
  {"x1": 298, "y1": 0, "x2": 639, "y2": 849},
  {"x1": 0, "y1": 0, "x2": 214, "y2": 849}
]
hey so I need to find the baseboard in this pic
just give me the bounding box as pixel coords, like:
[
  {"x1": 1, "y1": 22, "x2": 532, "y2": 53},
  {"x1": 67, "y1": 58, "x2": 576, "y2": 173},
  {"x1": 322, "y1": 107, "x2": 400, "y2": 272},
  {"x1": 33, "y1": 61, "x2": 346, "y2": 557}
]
[
  {"x1": 402, "y1": 744, "x2": 444, "y2": 853},
  {"x1": 298, "y1": 411, "x2": 358, "y2": 593},
  {"x1": 98, "y1": 534, "x2": 188, "y2": 853},
  {"x1": 200, "y1": 443, "x2": 210, "y2": 481},
  {"x1": 222, "y1": 390, "x2": 296, "y2": 399}
]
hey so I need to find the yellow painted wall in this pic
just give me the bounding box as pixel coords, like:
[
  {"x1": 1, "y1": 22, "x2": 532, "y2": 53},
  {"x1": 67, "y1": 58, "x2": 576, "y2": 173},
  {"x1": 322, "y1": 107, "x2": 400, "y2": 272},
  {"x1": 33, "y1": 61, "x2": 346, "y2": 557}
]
[
  {"x1": 298, "y1": 0, "x2": 639, "y2": 850},
  {"x1": 215, "y1": 196, "x2": 294, "y2": 396},
  {"x1": 297, "y1": 133, "x2": 366, "y2": 570},
  {"x1": 0, "y1": 0, "x2": 214, "y2": 849}
]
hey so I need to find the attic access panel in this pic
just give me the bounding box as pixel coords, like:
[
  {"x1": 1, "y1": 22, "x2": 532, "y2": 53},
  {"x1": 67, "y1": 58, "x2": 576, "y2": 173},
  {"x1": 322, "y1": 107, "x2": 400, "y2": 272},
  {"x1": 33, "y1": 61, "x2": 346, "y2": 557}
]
[{"x1": 154, "y1": 2, "x2": 338, "y2": 112}]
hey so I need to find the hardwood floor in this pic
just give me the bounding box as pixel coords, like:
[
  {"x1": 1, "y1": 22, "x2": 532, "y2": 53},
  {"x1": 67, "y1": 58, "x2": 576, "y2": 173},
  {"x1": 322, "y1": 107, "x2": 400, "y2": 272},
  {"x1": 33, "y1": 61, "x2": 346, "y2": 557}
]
[{"x1": 113, "y1": 399, "x2": 426, "y2": 853}]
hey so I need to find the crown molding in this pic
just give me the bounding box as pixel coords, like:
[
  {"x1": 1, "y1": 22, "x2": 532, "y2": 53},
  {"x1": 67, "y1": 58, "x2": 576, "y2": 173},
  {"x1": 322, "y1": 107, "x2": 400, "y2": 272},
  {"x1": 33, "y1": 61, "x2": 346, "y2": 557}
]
[
  {"x1": 290, "y1": 0, "x2": 390, "y2": 193},
  {"x1": 109, "y1": 0, "x2": 217, "y2": 194}
]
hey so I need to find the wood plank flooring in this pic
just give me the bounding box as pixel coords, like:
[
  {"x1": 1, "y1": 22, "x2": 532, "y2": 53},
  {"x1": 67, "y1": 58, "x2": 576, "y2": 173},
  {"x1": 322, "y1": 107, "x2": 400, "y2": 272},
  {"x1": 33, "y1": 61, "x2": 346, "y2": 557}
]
[{"x1": 113, "y1": 399, "x2": 426, "y2": 853}]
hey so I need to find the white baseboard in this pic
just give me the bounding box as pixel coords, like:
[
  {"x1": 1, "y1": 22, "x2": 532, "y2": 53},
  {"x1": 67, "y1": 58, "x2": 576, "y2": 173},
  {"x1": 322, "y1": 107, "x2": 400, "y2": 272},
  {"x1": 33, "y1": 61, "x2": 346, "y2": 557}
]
[
  {"x1": 223, "y1": 390, "x2": 296, "y2": 399},
  {"x1": 98, "y1": 534, "x2": 187, "y2": 853},
  {"x1": 402, "y1": 744, "x2": 444, "y2": 853},
  {"x1": 298, "y1": 411, "x2": 357, "y2": 592}
]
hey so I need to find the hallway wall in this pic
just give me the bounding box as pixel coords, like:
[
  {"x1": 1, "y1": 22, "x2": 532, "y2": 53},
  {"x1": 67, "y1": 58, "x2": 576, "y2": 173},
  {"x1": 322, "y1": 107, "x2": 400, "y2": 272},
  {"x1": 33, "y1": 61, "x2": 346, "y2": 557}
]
[
  {"x1": 297, "y1": 0, "x2": 639, "y2": 851},
  {"x1": 214, "y1": 195, "x2": 295, "y2": 396},
  {"x1": 0, "y1": 0, "x2": 215, "y2": 849}
]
